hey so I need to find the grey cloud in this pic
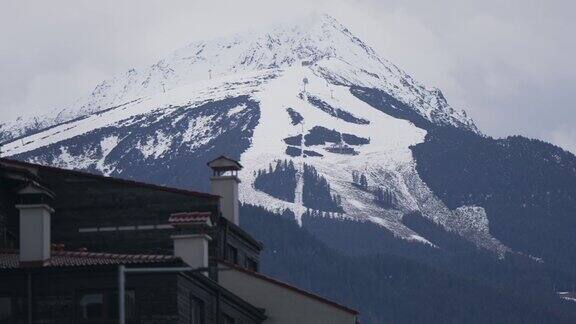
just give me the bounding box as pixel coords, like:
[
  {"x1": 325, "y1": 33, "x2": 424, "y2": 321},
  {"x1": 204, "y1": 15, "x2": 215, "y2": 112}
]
[{"x1": 1, "y1": 0, "x2": 574, "y2": 153}]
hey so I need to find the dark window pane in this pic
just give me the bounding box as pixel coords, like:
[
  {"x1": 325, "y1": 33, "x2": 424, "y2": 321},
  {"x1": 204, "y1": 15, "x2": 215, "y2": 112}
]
[
  {"x1": 78, "y1": 293, "x2": 104, "y2": 319},
  {"x1": 245, "y1": 258, "x2": 258, "y2": 272},
  {"x1": 190, "y1": 295, "x2": 204, "y2": 324},
  {"x1": 34, "y1": 295, "x2": 72, "y2": 323},
  {"x1": 226, "y1": 244, "x2": 238, "y2": 264}
]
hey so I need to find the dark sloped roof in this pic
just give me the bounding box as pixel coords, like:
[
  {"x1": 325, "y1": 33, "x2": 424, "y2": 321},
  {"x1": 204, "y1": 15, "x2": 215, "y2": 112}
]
[
  {"x1": 207, "y1": 155, "x2": 243, "y2": 170},
  {"x1": 220, "y1": 217, "x2": 264, "y2": 250},
  {"x1": 0, "y1": 249, "x2": 179, "y2": 269},
  {"x1": 0, "y1": 161, "x2": 39, "y2": 180},
  {"x1": 0, "y1": 158, "x2": 219, "y2": 199}
]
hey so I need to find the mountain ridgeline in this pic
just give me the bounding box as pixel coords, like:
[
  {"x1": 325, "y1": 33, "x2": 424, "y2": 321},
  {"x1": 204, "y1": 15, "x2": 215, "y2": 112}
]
[
  {"x1": 354, "y1": 86, "x2": 576, "y2": 287},
  {"x1": 412, "y1": 126, "x2": 576, "y2": 286},
  {"x1": 1, "y1": 14, "x2": 576, "y2": 323}
]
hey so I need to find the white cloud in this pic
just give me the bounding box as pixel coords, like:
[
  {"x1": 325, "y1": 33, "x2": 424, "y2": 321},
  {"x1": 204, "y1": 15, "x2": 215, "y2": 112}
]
[{"x1": 545, "y1": 125, "x2": 576, "y2": 155}]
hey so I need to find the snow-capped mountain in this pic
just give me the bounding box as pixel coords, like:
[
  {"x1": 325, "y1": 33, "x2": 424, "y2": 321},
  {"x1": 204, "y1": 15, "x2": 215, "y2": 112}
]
[
  {"x1": 1, "y1": 14, "x2": 504, "y2": 254},
  {"x1": 0, "y1": 14, "x2": 476, "y2": 141},
  {"x1": 4, "y1": 13, "x2": 576, "y2": 323}
]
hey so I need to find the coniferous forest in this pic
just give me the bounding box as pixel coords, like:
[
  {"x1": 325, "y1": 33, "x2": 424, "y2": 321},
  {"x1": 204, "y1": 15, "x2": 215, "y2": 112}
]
[
  {"x1": 302, "y1": 163, "x2": 343, "y2": 213},
  {"x1": 254, "y1": 160, "x2": 298, "y2": 202},
  {"x1": 241, "y1": 204, "x2": 576, "y2": 324}
]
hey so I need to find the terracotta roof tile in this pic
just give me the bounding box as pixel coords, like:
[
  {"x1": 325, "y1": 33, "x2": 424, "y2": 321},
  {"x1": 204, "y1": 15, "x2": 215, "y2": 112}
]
[
  {"x1": 0, "y1": 249, "x2": 179, "y2": 269},
  {"x1": 169, "y1": 212, "x2": 212, "y2": 226}
]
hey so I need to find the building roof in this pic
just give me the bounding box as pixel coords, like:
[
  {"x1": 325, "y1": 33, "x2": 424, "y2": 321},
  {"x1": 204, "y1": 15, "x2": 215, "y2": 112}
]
[
  {"x1": 218, "y1": 260, "x2": 359, "y2": 315},
  {"x1": 207, "y1": 155, "x2": 243, "y2": 171},
  {"x1": 0, "y1": 249, "x2": 179, "y2": 269},
  {"x1": 220, "y1": 217, "x2": 264, "y2": 250},
  {"x1": 0, "y1": 158, "x2": 219, "y2": 199}
]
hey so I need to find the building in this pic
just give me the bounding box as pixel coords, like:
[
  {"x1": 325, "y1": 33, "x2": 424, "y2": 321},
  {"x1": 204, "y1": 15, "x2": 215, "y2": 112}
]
[{"x1": 0, "y1": 156, "x2": 358, "y2": 323}]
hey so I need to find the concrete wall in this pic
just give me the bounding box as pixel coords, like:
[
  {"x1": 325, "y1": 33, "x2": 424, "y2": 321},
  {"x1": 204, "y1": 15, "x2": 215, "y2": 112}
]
[
  {"x1": 173, "y1": 233, "x2": 210, "y2": 272},
  {"x1": 218, "y1": 264, "x2": 357, "y2": 324},
  {"x1": 16, "y1": 204, "x2": 52, "y2": 262}
]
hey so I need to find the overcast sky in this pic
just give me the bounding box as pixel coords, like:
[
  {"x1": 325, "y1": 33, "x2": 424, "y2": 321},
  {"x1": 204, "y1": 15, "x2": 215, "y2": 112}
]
[{"x1": 1, "y1": 0, "x2": 575, "y2": 153}]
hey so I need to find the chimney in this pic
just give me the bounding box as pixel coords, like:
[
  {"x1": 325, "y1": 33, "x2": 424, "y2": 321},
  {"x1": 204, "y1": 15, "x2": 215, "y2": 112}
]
[
  {"x1": 207, "y1": 156, "x2": 243, "y2": 225},
  {"x1": 15, "y1": 182, "x2": 55, "y2": 265},
  {"x1": 170, "y1": 212, "x2": 212, "y2": 274}
]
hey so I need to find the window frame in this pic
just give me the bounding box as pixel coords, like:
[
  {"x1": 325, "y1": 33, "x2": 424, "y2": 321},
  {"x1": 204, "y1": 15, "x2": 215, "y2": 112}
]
[
  {"x1": 77, "y1": 291, "x2": 106, "y2": 320},
  {"x1": 244, "y1": 257, "x2": 258, "y2": 272},
  {"x1": 189, "y1": 293, "x2": 205, "y2": 324},
  {"x1": 226, "y1": 244, "x2": 239, "y2": 264},
  {"x1": 75, "y1": 289, "x2": 136, "y2": 323}
]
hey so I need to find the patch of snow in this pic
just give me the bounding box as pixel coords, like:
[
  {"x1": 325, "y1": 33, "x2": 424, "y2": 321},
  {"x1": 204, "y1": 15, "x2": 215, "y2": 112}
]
[
  {"x1": 226, "y1": 104, "x2": 247, "y2": 117},
  {"x1": 407, "y1": 234, "x2": 436, "y2": 247},
  {"x1": 137, "y1": 131, "x2": 173, "y2": 159},
  {"x1": 239, "y1": 63, "x2": 429, "y2": 241},
  {"x1": 95, "y1": 135, "x2": 120, "y2": 175},
  {"x1": 558, "y1": 292, "x2": 576, "y2": 303}
]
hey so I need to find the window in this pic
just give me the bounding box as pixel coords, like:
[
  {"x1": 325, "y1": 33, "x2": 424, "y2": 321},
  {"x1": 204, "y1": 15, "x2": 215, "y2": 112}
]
[
  {"x1": 0, "y1": 297, "x2": 11, "y2": 323},
  {"x1": 77, "y1": 290, "x2": 135, "y2": 322},
  {"x1": 34, "y1": 295, "x2": 72, "y2": 322},
  {"x1": 78, "y1": 293, "x2": 104, "y2": 319},
  {"x1": 245, "y1": 257, "x2": 258, "y2": 272},
  {"x1": 189, "y1": 295, "x2": 205, "y2": 324},
  {"x1": 226, "y1": 244, "x2": 238, "y2": 264}
]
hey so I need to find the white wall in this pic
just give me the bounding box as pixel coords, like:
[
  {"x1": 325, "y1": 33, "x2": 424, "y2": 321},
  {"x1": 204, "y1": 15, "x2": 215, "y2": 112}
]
[
  {"x1": 210, "y1": 176, "x2": 240, "y2": 225},
  {"x1": 17, "y1": 204, "x2": 52, "y2": 262},
  {"x1": 218, "y1": 263, "x2": 357, "y2": 324},
  {"x1": 173, "y1": 234, "x2": 210, "y2": 274}
]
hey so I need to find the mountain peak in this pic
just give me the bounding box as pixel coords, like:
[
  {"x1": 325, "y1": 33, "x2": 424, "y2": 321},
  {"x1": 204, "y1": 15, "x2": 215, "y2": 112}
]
[
  {"x1": 1, "y1": 13, "x2": 478, "y2": 141},
  {"x1": 168, "y1": 12, "x2": 375, "y2": 74}
]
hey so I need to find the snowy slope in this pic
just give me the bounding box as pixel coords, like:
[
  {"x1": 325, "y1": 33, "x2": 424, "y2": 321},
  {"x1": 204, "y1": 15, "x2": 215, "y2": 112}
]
[
  {"x1": 1, "y1": 14, "x2": 506, "y2": 253},
  {"x1": 0, "y1": 14, "x2": 476, "y2": 142}
]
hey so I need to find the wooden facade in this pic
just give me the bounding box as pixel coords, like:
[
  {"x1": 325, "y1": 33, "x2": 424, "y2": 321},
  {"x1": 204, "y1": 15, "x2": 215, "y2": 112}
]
[
  {"x1": 0, "y1": 264, "x2": 265, "y2": 323},
  {"x1": 0, "y1": 158, "x2": 261, "y2": 278},
  {"x1": 0, "y1": 158, "x2": 265, "y2": 323}
]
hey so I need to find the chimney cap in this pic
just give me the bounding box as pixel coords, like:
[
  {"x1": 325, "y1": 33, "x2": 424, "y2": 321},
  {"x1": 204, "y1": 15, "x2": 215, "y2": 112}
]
[{"x1": 207, "y1": 155, "x2": 243, "y2": 172}]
